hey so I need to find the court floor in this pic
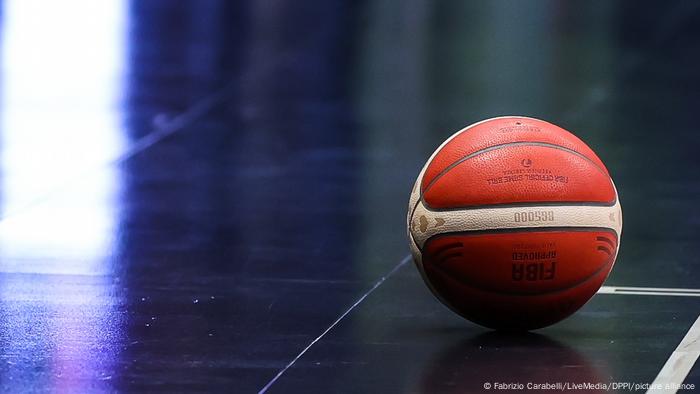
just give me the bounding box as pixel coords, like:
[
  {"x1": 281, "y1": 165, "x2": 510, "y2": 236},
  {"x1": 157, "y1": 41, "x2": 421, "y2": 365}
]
[{"x1": 0, "y1": 1, "x2": 698, "y2": 393}]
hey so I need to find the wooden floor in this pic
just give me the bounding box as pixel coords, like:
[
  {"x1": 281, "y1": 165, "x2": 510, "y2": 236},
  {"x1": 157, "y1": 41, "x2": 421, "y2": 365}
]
[{"x1": 0, "y1": 1, "x2": 698, "y2": 392}]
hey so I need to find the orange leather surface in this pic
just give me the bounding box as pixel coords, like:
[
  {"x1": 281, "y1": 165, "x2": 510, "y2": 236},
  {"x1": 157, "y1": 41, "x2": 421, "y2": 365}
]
[
  {"x1": 421, "y1": 117, "x2": 610, "y2": 194},
  {"x1": 422, "y1": 230, "x2": 617, "y2": 330}
]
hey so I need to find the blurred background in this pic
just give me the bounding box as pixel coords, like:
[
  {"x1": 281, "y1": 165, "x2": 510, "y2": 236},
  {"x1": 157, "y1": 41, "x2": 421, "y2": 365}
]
[{"x1": 0, "y1": 0, "x2": 698, "y2": 392}]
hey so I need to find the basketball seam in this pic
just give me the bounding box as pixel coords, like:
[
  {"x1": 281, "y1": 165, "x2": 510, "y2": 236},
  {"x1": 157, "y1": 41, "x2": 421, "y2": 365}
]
[
  {"x1": 421, "y1": 141, "x2": 609, "y2": 195},
  {"x1": 431, "y1": 242, "x2": 464, "y2": 258},
  {"x1": 419, "y1": 226, "x2": 619, "y2": 253},
  {"x1": 420, "y1": 200, "x2": 618, "y2": 212},
  {"x1": 416, "y1": 116, "x2": 583, "y2": 193},
  {"x1": 596, "y1": 236, "x2": 617, "y2": 248},
  {"x1": 410, "y1": 141, "x2": 616, "y2": 219}
]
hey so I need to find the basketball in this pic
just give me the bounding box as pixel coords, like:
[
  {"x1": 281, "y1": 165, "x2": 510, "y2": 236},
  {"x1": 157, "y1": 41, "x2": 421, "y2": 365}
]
[{"x1": 407, "y1": 116, "x2": 622, "y2": 330}]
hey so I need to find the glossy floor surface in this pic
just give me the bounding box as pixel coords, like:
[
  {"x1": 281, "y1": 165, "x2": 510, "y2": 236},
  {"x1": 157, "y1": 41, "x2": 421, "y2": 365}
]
[{"x1": 0, "y1": 1, "x2": 699, "y2": 393}]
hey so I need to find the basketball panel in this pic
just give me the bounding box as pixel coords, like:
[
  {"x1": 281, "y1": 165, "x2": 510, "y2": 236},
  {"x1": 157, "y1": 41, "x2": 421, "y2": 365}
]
[
  {"x1": 420, "y1": 116, "x2": 610, "y2": 192},
  {"x1": 422, "y1": 230, "x2": 617, "y2": 295},
  {"x1": 422, "y1": 145, "x2": 616, "y2": 209},
  {"x1": 423, "y1": 253, "x2": 611, "y2": 330}
]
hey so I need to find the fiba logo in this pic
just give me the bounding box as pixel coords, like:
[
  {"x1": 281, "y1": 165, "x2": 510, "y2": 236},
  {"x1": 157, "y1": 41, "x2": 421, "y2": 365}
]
[{"x1": 521, "y1": 158, "x2": 533, "y2": 168}]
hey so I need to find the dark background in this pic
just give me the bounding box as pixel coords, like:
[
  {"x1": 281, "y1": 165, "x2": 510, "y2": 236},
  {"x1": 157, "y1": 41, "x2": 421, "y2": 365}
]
[{"x1": 0, "y1": 1, "x2": 698, "y2": 392}]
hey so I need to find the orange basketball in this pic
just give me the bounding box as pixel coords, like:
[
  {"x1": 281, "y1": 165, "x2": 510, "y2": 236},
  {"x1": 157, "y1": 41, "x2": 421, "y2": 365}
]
[{"x1": 407, "y1": 116, "x2": 622, "y2": 330}]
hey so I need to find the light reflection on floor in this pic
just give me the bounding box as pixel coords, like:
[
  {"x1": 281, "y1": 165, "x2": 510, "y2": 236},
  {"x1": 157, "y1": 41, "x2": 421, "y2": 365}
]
[
  {"x1": 0, "y1": 1, "x2": 127, "y2": 391},
  {"x1": 0, "y1": 0, "x2": 126, "y2": 210},
  {"x1": 0, "y1": 0, "x2": 126, "y2": 270}
]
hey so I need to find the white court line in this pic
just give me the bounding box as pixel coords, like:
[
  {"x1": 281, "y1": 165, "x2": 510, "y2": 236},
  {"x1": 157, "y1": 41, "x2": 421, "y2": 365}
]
[
  {"x1": 601, "y1": 286, "x2": 700, "y2": 392},
  {"x1": 647, "y1": 315, "x2": 700, "y2": 394},
  {"x1": 598, "y1": 286, "x2": 700, "y2": 297},
  {"x1": 257, "y1": 256, "x2": 412, "y2": 394}
]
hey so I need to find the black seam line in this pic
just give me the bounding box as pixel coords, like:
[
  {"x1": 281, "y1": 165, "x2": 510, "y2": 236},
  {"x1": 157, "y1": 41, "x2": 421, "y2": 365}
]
[
  {"x1": 423, "y1": 141, "x2": 610, "y2": 197},
  {"x1": 420, "y1": 226, "x2": 619, "y2": 253},
  {"x1": 438, "y1": 252, "x2": 463, "y2": 264},
  {"x1": 409, "y1": 141, "x2": 614, "y2": 219},
  {"x1": 422, "y1": 200, "x2": 618, "y2": 212},
  {"x1": 431, "y1": 254, "x2": 614, "y2": 297},
  {"x1": 597, "y1": 245, "x2": 613, "y2": 255},
  {"x1": 418, "y1": 226, "x2": 619, "y2": 254},
  {"x1": 430, "y1": 242, "x2": 464, "y2": 258},
  {"x1": 596, "y1": 236, "x2": 617, "y2": 248}
]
